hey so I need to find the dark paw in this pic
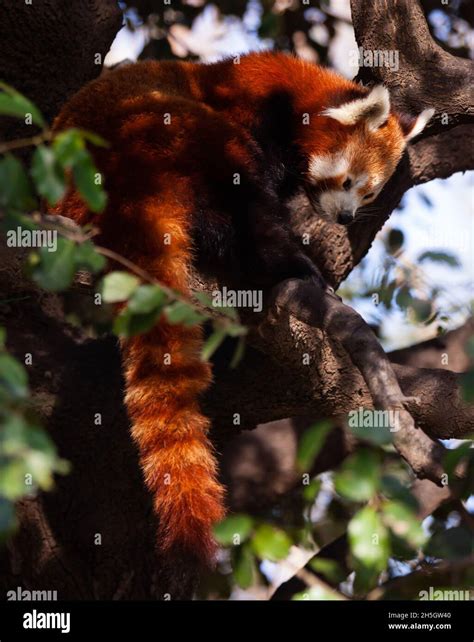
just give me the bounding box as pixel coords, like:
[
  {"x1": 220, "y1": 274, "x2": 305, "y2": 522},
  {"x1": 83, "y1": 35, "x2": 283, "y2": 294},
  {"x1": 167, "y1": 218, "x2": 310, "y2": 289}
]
[{"x1": 284, "y1": 252, "x2": 321, "y2": 280}]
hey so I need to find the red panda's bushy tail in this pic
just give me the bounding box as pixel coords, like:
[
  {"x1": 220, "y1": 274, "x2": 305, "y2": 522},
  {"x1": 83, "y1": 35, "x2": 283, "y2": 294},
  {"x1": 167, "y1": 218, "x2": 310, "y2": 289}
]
[
  {"x1": 53, "y1": 183, "x2": 226, "y2": 567},
  {"x1": 119, "y1": 195, "x2": 226, "y2": 567},
  {"x1": 122, "y1": 316, "x2": 225, "y2": 566}
]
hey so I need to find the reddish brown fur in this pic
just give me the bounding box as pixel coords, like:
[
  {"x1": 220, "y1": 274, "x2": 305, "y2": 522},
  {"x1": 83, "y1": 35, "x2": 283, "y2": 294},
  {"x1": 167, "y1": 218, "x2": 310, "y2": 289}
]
[{"x1": 51, "y1": 52, "x2": 417, "y2": 567}]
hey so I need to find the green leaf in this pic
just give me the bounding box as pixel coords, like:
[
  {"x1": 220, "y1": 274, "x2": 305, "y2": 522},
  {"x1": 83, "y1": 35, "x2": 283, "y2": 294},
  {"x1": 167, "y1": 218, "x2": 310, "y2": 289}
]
[
  {"x1": 409, "y1": 298, "x2": 433, "y2": 323},
  {"x1": 302, "y1": 478, "x2": 321, "y2": 504},
  {"x1": 297, "y1": 421, "x2": 333, "y2": 472},
  {"x1": 31, "y1": 237, "x2": 76, "y2": 291},
  {"x1": 444, "y1": 443, "x2": 473, "y2": 479},
  {"x1": 0, "y1": 497, "x2": 16, "y2": 537},
  {"x1": 128, "y1": 285, "x2": 167, "y2": 314},
  {"x1": 382, "y1": 501, "x2": 427, "y2": 549},
  {"x1": 0, "y1": 415, "x2": 69, "y2": 496},
  {"x1": 0, "y1": 154, "x2": 36, "y2": 210},
  {"x1": 251, "y1": 524, "x2": 292, "y2": 562},
  {"x1": 0, "y1": 82, "x2": 46, "y2": 128},
  {"x1": 74, "y1": 240, "x2": 106, "y2": 273},
  {"x1": 0, "y1": 353, "x2": 29, "y2": 399},
  {"x1": 112, "y1": 285, "x2": 169, "y2": 336},
  {"x1": 53, "y1": 129, "x2": 85, "y2": 168},
  {"x1": 213, "y1": 514, "x2": 254, "y2": 546},
  {"x1": 31, "y1": 145, "x2": 66, "y2": 205},
  {"x1": 224, "y1": 323, "x2": 247, "y2": 338},
  {"x1": 380, "y1": 475, "x2": 419, "y2": 511},
  {"x1": 418, "y1": 251, "x2": 460, "y2": 267},
  {"x1": 232, "y1": 544, "x2": 256, "y2": 589},
  {"x1": 72, "y1": 149, "x2": 107, "y2": 212},
  {"x1": 217, "y1": 305, "x2": 238, "y2": 321},
  {"x1": 308, "y1": 557, "x2": 346, "y2": 585},
  {"x1": 230, "y1": 335, "x2": 246, "y2": 369},
  {"x1": 334, "y1": 449, "x2": 381, "y2": 502},
  {"x1": 395, "y1": 286, "x2": 413, "y2": 310},
  {"x1": 460, "y1": 371, "x2": 474, "y2": 404},
  {"x1": 0, "y1": 459, "x2": 28, "y2": 500},
  {"x1": 425, "y1": 527, "x2": 474, "y2": 561},
  {"x1": 113, "y1": 307, "x2": 160, "y2": 337},
  {"x1": 164, "y1": 301, "x2": 207, "y2": 326},
  {"x1": 347, "y1": 408, "x2": 394, "y2": 445},
  {"x1": 77, "y1": 129, "x2": 108, "y2": 148},
  {"x1": 193, "y1": 291, "x2": 215, "y2": 309},
  {"x1": 101, "y1": 272, "x2": 140, "y2": 303},
  {"x1": 201, "y1": 328, "x2": 226, "y2": 361},
  {"x1": 348, "y1": 506, "x2": 390, "y2": 593}
]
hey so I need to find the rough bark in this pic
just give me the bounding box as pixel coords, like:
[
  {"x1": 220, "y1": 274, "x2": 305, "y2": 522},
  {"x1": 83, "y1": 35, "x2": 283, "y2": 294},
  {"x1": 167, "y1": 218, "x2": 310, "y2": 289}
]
[{"x1": 0, "y1": 0, "x2": 122, "y2": 144}]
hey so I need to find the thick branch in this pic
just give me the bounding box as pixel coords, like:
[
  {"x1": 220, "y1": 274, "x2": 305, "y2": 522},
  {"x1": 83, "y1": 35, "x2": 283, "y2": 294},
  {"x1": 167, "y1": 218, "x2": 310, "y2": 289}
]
[
  {"x1": 350, "y1": 0, "x2": 474, "y2": 131},
  {"x1": 208, "y1": 310, "x2": 473, "y2": 443}
]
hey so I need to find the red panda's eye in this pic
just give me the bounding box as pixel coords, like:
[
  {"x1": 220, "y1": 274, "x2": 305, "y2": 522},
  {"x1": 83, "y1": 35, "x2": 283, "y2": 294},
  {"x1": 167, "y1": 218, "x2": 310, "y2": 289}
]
[
  {"x1": 363, "y1": 192, "x2": 375, "y2": 200},
  {"x1": 342, "y1": 178, "x2": 352, "y2": 190}
]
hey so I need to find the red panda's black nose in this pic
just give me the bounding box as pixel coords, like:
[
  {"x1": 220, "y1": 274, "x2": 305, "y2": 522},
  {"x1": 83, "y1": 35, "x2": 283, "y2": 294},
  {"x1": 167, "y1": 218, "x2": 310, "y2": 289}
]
[{"x1": 337, "y1": 210, "x2": 353, "y2": 225}]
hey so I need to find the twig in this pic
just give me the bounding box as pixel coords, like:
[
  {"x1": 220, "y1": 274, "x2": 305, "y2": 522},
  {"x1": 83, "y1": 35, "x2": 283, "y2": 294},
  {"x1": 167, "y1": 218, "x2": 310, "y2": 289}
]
[
  {"x1": 24, "y1": 213, "x2": 243, "y2": 331},
  {"x1": 0, "y1": 131, "x2": 51, "y2": 154}
]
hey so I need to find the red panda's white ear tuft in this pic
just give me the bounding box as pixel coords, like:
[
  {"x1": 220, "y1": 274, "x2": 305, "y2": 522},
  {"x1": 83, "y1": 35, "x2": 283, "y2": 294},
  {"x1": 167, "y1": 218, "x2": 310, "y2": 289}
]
[
  {"x1": 401, "y1": 108, "x2": 435, "y2": 141},
  {"x1": 322, "y1": 85, "x2": 390, "y2": 131}
]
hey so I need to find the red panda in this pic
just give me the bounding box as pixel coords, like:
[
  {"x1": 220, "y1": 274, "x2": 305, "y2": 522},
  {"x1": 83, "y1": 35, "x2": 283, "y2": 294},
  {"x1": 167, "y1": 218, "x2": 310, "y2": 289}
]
[{"x1": 51, "y1": 52, "x2": 433, "y2": 571}]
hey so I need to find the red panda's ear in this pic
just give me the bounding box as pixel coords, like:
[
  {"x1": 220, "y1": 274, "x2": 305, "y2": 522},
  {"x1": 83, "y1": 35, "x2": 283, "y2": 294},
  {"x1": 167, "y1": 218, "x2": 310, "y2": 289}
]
[
  {"x1": 322, "y1": 85, "x2": 390, "y2": 131},
  {"x1": 398, "y1": 108, "x2": 435, "y2": 141}
]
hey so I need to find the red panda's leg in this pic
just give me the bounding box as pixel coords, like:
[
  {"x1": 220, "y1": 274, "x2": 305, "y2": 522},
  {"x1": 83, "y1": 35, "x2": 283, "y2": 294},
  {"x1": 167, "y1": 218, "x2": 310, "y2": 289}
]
[{"x1": 241, "y1": 197, "x2": 326, "y2": 288}]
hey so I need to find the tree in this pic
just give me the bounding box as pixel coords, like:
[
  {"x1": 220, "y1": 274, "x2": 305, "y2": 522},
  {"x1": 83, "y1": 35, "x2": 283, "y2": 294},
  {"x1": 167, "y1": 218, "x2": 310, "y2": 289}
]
[{"x1": 0, "y1": 0, "x2": 472, "y2": 600}]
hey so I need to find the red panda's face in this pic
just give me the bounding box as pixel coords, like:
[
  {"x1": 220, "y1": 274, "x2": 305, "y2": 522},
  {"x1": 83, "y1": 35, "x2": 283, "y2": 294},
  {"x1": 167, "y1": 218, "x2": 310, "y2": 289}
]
[{"x1": 301, "y1": 86, "x2": 434, "y2": 225}]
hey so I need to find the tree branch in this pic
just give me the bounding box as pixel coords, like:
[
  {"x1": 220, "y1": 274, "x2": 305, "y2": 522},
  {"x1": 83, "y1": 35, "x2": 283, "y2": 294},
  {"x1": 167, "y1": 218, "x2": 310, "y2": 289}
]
[{"x1": 350, "y1": 0, "x2": 474, "y2": 131}]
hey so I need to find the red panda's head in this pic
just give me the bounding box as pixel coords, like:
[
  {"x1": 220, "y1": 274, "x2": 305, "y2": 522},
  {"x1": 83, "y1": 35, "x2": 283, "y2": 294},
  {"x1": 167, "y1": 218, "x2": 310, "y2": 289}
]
[{"x1": 300, "y1": 85, "x2": 434, "y2": 225}]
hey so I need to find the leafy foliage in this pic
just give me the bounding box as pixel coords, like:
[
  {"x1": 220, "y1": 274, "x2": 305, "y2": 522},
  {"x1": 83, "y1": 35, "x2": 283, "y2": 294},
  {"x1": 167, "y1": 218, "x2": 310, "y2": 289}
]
[
  {"x1": 0, "y1": 330, "x2": 69, "y2": 535},
  {"x1": 212, "y1": 412, "x2": 473, "y2": 599}
]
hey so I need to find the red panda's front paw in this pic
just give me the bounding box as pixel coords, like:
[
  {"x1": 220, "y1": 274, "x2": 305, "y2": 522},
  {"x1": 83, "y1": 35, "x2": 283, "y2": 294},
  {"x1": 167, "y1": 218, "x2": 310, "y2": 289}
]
[{"x1": 284, "y1": 251, "x2": 323, "y2": 283}]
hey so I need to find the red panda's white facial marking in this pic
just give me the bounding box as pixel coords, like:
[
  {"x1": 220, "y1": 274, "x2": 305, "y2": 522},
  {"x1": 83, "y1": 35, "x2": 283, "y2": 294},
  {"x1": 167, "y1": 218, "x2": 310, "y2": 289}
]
[
  {"x1": 308, "y1": 152, "x2": 350, "y2": 182},
  {"x1": 303, "y1": 86, "x2": 434, "y2": 225},
  {"x1": 306, "y1": 145, "x2": 386, "y2": 224},
  {"x1": 316, "y1": 171, "x2": 379, "y2": 224}
]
